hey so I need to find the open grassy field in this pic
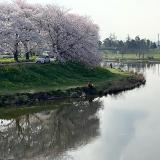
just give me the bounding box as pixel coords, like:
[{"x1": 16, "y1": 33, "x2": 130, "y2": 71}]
[
  {"x1": 0, "y1": 62, "x2": 129, "y2": 94},
  {"x1": 103, "y1": 49, "x2": 160, "y2": 60}
]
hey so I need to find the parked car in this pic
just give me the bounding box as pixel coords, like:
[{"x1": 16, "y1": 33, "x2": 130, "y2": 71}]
[{"x1": 35, "y1": 55, "x2": 50, "y2": 64}]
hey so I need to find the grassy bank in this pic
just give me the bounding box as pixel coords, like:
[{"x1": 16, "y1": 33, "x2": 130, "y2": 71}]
[
  {"x1": 0, "y1": 62, "x2": 146, "y2": 106},
  {"x1": 103, "y1": 49, "x2": 160, "y2": 61},
  {"x1": 0, "y1": 62, "x2": 129, "y2": 94}
]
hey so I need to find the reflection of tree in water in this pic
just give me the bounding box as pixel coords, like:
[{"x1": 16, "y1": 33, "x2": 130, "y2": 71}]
[{"x1": 0, "y1": 99, "x2": 102, "y2": 160}]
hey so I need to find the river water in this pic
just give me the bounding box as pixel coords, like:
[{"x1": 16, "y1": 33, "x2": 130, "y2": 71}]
[{"x1": 0, "y1": 63, "x2": 160, "y2": 160}]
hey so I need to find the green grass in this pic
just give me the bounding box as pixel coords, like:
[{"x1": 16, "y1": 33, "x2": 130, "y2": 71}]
[
  {"x1": 0, "y1": 62, "x2": 129, "y2": 94},
  {"x1": 103, "y1": 49, "x2": 160, "y2": 60},
  {"x1": 0, "y1": 56, "x2": 36, "y2": 63}
]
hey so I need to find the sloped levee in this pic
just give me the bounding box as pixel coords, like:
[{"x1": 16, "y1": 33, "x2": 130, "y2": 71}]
[{"x1": 0, "y1": 73, "x2": 146, "y2": 107}]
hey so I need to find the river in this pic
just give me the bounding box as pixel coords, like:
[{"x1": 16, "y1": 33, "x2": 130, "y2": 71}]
[{"x1": 0, "y1": 63, "x2": 160, "y2": 160}]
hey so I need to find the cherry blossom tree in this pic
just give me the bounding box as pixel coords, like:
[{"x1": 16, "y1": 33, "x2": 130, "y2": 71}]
[
  {"x1": 0, "y1": 1, "x2": 101, "y2": 66},
  {"x1": 32, "y1": 5, "x2": 101, "y2": 66},
  {"x1": 0, "y1": 1, "x2": 42, "y2": 61},
  {"x1": 14, "y1": 0, "x2": 44, "y2": 60},
  {"x1": 0, "y1": 3, "x2": 20, "y2": 61}
]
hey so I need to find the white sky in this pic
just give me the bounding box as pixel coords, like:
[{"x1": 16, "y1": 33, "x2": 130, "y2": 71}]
[{"x1": 9, "y1": 0, "x2": 160, "y2": 41}]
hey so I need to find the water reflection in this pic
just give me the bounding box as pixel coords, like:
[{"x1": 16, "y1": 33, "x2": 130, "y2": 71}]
[
  {"x1": 69, "y1": 63, "x2": 160, "y2": 160},
  {"x1": 106, "y1": 61, "x2": 160, "y2": 75},
  {"x1": 1, "y1": 63, "x2": 160, "y2": 160},
  {"x1": 0, "y1": 99, "x2": 103, "y2": 160}
]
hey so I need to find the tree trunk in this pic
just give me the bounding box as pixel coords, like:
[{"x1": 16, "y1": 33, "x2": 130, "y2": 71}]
[
  {"x1": 14, "y1": 48, "x2": 19, "y2": 62},
  {"x1": 26, "y1": 51, "x2": 30, "y2": 60},
  {"x1": 14, "y1": 34, "x2": 19, "y2": 62},
  {"x1": 23, "y1": 42, "x2": 30, "y2": 61}
]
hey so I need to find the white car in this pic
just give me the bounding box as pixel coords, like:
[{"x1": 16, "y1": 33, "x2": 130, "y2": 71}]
[{"x1": 35, "y1": 55, "x2": 50, "y2": 64}]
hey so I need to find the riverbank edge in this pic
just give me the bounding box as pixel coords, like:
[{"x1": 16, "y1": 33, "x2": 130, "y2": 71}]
[
  {"x1": 105, "y1": 59, "x2": 160, "y2": 63},
  {"x1": 0, "y1": 73, "x2": 146, "y2": 107}
]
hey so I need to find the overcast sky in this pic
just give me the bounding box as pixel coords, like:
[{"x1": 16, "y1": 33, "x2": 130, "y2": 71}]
[{"x1": 10, "y1": 0, "x2": 160, "y2": 41}]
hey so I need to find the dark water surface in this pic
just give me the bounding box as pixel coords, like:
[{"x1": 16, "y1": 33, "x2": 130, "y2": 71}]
[{"x1": 0, "y1": 63, "x2": 160, "y2": 160}]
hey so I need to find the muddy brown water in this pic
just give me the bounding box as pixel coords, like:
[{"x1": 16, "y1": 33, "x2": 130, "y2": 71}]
[{"x1": 0, "y1": 63, "x2": 160, "y2": 160}]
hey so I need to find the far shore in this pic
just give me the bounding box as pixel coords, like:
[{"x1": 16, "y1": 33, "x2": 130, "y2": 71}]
[{"x1": 104, "y1": 59, "x2": 160, "y2": 63}]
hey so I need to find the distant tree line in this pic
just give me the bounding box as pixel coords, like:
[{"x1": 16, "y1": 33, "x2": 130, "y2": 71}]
[{"x1": 99, "y1": 34, "x2": 157, "y2": 52}]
